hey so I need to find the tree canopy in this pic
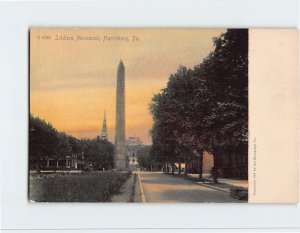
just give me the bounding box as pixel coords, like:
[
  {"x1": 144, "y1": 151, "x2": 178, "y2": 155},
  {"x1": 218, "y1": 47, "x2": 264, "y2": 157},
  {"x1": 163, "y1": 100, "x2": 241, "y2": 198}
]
[
  {"x1": 29, "y1": 114, "x2": 114, "y2": 170},
  {"x1": 150, "y1": 29, "x2": 248, "y2": 165}
]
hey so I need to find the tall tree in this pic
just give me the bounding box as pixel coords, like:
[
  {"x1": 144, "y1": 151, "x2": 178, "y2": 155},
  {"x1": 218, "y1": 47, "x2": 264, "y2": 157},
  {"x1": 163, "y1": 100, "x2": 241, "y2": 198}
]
[
  {"x1": 150, "y1": 29, "x2": 248, "y2": 182},
  {"x1": 29, "y1": 114, "x2": 59, "y2": 171},
  {"x1": 82, "y1": 138, "x2": 114, "y2": 170},
  {"x1": 29, "y1": 114, "x2": 115, "y2": 171}
]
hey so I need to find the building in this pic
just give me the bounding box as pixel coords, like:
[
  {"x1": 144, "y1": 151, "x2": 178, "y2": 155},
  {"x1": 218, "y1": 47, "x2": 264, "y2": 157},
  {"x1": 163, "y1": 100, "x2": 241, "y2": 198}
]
[
  {"x1": 214, "y1": 145, "x2": 248, "y2": 179},
  {"x1": 126, "y1": 137, "x2": 143, "y2": 170},
  {"x1": 29, "y1": 154, "x2": 84, "y2": 172},
  {"x1": 99, "y1": 111, "x2": 108, "y2": 140},
  {"x1": 185, "y1": 151, "x2": 214, "y2": 176},
  {"x1": 185, "y1": 147, "x2": 248, "y2": 179}
]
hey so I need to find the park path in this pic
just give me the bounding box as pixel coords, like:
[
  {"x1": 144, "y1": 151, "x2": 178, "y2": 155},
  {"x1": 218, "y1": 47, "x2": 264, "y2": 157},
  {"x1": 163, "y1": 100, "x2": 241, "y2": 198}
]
[{"x1": 138, "y1": 172, "x2": 245, "y2": 203}]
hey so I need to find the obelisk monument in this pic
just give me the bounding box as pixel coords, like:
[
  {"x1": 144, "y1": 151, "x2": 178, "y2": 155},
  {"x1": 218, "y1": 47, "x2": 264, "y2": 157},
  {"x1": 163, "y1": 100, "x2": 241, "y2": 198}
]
[{"x1": 114, "y1": 60, "x2": 126, "y2": 170}]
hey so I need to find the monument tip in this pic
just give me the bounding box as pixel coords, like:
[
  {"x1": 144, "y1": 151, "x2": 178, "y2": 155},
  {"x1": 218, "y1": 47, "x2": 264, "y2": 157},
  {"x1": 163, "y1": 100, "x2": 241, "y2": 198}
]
[{"x1": 118, "y1": 60, "x2": 124, "y2": 69}]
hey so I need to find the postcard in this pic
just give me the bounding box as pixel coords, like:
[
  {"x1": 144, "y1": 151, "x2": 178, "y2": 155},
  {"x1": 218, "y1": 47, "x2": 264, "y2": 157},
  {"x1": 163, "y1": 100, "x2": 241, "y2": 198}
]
[{"x1": 29, "y1": 28, "x2": 298, "y2": 203}]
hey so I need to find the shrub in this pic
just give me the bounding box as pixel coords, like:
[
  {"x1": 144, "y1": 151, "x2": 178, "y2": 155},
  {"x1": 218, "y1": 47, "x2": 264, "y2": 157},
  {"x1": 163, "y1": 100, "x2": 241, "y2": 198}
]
[{"x1": 29, "y1": 171, "x2": 131, "y2": 202}]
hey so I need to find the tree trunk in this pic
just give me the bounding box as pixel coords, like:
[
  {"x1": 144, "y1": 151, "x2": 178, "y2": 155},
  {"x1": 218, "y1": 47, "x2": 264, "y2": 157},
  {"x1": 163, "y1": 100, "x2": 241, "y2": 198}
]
[
  {"x1": 212, "y1": 150, "x2": 219, "y2": 183},
  {"x1": 171, "y1": 163, "x2": 174, "y2": 175},
  {"x1": 36, "y1": 159, "x2": 40, "y2": 173},
  {"x1": 199, "y1": 153, "x2": 203, "y2": 180},
  {"x1": 212, "y1": 167, "x2": 218, "y2": 183},
  {"x1": 184, "y1": 162, "x2": 188, "y2": 176},
  {"x1": 54, "y1": 159, "x2": 57, "y2": 172}
]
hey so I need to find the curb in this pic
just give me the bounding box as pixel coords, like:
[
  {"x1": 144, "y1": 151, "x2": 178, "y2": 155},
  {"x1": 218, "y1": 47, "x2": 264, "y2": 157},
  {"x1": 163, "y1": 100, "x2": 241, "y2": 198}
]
[
  {"x1": 129, "y1": 174, "x2": 137, "y2": 202},
  {"x1": 165, "y1": 172, "x2": 230, "y2": 193},
  {"x1": 110, "y1": 173, "x2": 134, "y2": 202},
  {"x1": 137, "y1": 173, "x2": 146, "y2": 203},
  {"x1": 196, "y1": 182, "x2": 230, "y2": 193}
]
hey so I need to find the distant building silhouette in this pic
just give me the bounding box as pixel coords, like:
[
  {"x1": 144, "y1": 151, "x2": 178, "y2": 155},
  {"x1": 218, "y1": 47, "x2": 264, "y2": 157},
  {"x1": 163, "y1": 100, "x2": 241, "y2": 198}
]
[
  {"x1": 126, "y1": 136, "x2": 143, "y2": 170},
  {"x1": 100, "y1": 111, "x2": 108, "y2": 140}
]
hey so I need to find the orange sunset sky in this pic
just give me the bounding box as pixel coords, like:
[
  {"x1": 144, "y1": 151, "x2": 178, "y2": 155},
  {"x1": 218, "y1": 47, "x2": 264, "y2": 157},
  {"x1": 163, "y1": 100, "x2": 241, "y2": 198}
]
[{"x1": 30, "y1": 28, "x2": 225, "y2": 144}]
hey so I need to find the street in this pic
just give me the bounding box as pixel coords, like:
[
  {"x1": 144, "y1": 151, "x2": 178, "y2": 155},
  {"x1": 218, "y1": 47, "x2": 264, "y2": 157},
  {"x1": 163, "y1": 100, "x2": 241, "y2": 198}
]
[{"x1": 138, "y1": 172, "x2": 245, "y2": 203}]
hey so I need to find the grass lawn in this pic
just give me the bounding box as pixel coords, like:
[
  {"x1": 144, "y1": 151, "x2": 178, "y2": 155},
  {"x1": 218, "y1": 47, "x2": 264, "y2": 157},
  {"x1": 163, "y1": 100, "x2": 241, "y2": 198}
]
[{"x1": 29, "y1": 171, "x2": 131, "y2": 202}]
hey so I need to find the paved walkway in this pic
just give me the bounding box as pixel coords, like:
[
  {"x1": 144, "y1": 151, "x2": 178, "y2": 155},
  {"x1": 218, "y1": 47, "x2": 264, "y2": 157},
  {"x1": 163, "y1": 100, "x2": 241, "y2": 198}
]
[
  {"x1": 188, "y1": 173, "x2": 248, "y2": 189},
  {"x1": 111, "y1": 173, "x2": 141, "y2": 202},
  {"x1": 138, "y1": 172, "x2": 245, "y2": 203}
]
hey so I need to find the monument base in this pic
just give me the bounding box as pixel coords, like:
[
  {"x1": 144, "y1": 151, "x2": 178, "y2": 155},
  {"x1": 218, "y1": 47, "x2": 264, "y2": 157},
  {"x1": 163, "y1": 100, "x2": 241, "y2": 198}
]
[{"x1": 115, "y1": 159, "x2": 127, "y2": 171}]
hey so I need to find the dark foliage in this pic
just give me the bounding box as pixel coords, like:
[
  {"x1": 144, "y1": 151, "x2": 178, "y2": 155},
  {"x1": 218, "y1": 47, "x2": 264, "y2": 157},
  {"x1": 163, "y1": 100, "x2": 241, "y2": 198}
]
[
  {"x1": 29, "y1": 114, "x2": 114, "y2": 170},
  {"x1": 29, "y1": 172, "x2": 130, "y2": 202},
  {"x1": 149, "y1": 29, "x2": 248, "y2": 173},
  {"x1": 81, "y1": 138, "x2": 114, "y2": 170}
]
